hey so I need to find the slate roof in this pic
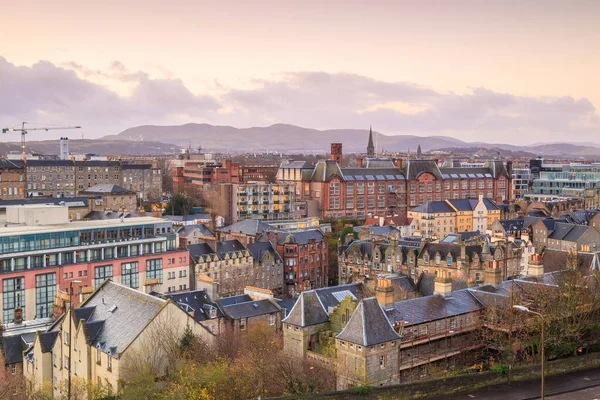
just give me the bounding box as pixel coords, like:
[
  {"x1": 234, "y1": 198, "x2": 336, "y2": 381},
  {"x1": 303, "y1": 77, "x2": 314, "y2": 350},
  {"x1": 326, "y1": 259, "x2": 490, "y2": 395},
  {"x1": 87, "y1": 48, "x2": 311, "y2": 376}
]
[
  {"x1": 311, "y1": 160, "x2": 344, "y2": 182},
  {"x1": 275, "y1": 298, "x2": 296, "y2": 318},
  {"x1": 220, "y1": 219, "x2": 276, "y2": 236},
  {"x1": 177, "y1": 223, "x2": 213, "y2": 238},
  {"x1": 542, "y1": 249, "x2": 595, "y2": 275},
  {"x1": 336, "y1": 297, "x2": 401, "y2": 346},
  {"x1": 188, "y1": 243, "x2": 216, "y2": 263},
  {"x1": 282, "y1": 290, "x2": 329, "y2": 327},
  {"x1": 247, "y1": 241, "x2": 282, "y2": 262},
  {"x1": 80, "y1": 184, "x2": 134, "y2": 195},
  {"x1": 163, "y1": 215, "x2": 202, "y2": 222},
  {"x1": 386, "y1": 289, "x2": 484, "y2": 326},
  {"x1": 40, "y1": 331, "x2": 59, "y2": 353},
  {"x1": 76, "y1": 280, "x2": 167, "y2": 357},
  {"x1": 0, "y1": 159, "x2": 22, "y2": 170},
  {"x1": 562, "y1": 224, "x2": 592, "y2": 242},
  {"x1": 220, "y1": 298, "x2": 280, "y2": 320},
  {"x1": 419, "y1": 243, "x2": 483, "y2": 263},
  {"x1": 548, "y1": 222, "x2": 576, "y2": 240},
  {"x1": 411, "y1": 201, "x2": 454, "y2": 214},
  {"x1": 447, "y1": 199, "x2": 474, "y2": 211},
  {"x1": 341, "y1": 167, "x2": 405, "y2": 181},
  {"x1": 314, "y1": 283, "x2": 367, "y2": 312},
  {"x1": 279, "y1": 160, "x2": 313, "y2": 169},
  {"x1": 404, "y1": 160, "x2": 443, "y2": 180},
  {"x1": 416, "y1": 273, "x2": 469, "y2": 297},
  {"x1": 2, "y1": 335, "x2": 28, "y2": 365},
  {"x1": 84, "y1": 211, "x2": 139, "y2": 220},
  {"x1": 218, "y1": 294, "x2": 253, "y2": 306},
  {"x1": 353, "y1": 224, "x2": 399, "y2": 236},
  {"x1": 215, "y1": 239, "x2": 247, "y2": 259},
  {"x1": 499, "y1": 219, "x2": 525, "y2": 232},
  {"x1": 268, "y1": 229, "x2": 324, "y2": 245},
  {"x1": 362, "y1": 158, "x2": 397, "y2": 169},
  {"x1": 154, "y1": 290, "x2": 223, "y2": 322}
]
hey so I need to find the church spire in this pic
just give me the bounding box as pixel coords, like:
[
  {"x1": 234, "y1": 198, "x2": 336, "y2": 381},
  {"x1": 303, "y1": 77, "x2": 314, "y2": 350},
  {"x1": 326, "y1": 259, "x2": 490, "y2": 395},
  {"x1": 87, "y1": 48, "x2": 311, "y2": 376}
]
[
  {"x1": 367, "y1": 126, "x2": 375, "y2": 157},
  {"x1": 417, "y1": 143, "x2": 422, "y2": 157}
]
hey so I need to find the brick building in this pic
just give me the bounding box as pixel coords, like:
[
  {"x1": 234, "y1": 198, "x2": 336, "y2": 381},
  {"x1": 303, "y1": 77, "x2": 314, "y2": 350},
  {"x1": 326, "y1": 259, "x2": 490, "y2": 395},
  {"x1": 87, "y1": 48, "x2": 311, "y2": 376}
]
[
  {"x1": 276, "y1": 138, "x2": 511, "y2": 219},
  {"x1": 0, "y1": 160, "x2": 25, "y2": 200}
]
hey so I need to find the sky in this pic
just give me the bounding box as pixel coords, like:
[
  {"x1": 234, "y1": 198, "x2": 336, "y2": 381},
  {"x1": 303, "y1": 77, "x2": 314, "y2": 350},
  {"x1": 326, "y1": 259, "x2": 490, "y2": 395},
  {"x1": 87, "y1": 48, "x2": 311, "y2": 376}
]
[{"x1": 0, "y1": 0, "x2": 598, "y2": 144}]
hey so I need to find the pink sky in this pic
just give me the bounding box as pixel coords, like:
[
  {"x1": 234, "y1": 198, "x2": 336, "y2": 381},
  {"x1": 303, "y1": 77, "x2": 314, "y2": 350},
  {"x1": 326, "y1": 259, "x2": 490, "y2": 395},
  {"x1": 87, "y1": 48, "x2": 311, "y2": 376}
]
[{"x1": 1, "y1": 0, "x2": 598, "y2": 143}]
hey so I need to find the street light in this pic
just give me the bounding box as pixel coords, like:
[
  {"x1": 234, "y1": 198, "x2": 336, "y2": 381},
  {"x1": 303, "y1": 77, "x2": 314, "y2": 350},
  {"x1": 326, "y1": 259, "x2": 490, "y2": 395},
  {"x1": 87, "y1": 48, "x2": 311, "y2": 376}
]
[
  {"x1": 68, "y1": 280, "x2": 82, "y2": 400},
  {"x1": 513, "y1": 305, "x2": 545, "y2": 400}
]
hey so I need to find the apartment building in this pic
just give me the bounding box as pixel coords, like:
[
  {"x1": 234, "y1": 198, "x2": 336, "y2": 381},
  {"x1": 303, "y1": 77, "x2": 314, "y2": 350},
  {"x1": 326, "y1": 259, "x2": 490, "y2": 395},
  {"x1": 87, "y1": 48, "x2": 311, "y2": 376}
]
[
  {"x1": 217, "y1": 182, "x2": 295, "y2": 224},
  {"x1": 0, "y1": 205, "x2": 189, "y2": 324},
  {"x1": 21, "y1": 160, "x2": 161, "y2": 200},
  {"x1": 23, "y1": 280, "x2": 214, "y2": 397},
  {"x1": 0, "y1": 159, "x2": 25, "y2": 200}
]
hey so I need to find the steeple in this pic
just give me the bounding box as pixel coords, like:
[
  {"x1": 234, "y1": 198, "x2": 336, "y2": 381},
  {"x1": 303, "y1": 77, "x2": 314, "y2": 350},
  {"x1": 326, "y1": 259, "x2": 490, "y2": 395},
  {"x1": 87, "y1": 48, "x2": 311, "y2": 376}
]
[
  {"x1": 417, "y1": 143, "x2": 422, "y2": 157},
  {"x1": 367, "y1": 126, "x2": 375, "y2": 157}
]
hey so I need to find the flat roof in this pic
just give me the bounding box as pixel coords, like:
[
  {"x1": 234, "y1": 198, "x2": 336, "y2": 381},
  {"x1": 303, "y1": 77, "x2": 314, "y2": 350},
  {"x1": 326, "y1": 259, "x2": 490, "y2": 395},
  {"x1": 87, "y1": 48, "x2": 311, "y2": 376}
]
[{"x1": 0, "y1": 216, "x2": 168, "y2": 237}]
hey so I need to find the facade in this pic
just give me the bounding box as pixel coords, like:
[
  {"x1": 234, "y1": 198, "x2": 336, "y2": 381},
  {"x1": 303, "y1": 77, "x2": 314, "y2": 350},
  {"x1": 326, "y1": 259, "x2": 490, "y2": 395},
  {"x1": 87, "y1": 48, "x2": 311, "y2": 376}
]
[
  {"x1": 266, "y1": 229, "x2": 329, "y2": 294},
  {"x1": 239, "y1": 165, "x2": 279, "y2": 182},
  {"x1": 0, "y1": 159, "x2": 25, "y2": 200},
  {"x1": 176, "y1": 159, "x2": 240, "y2": 192},
  {"x1": 190, "y1": 239, "x2": 285, "y2": 298},
  {"x1": 20, "y1": 160, "x2": 161, "y2": 200},
  {"x1": 23, "y1": 281, "x2": 214, "y2": 398},
  {"x1": 530, "y1": 159, "x2": 600, "y2": 198},
  {"x1": 218, "y1": 182, "x2": 295, "y2": 224},
  {"x1": 0, "y1": 205, "x2": 188, "y2": 323},
  {"x1": 408, "y1": 197, "x2": 501, "y2": 239},
  {"x1": 217, "y1": 291, "x2": 284, "y2": 333},
  {"x1": 80, "y1": 184, "x2": 137, "y2": 212},
  {"x1": 276, "y1": 138, "x2": 511, "y2": 219},
  {"x1": 338, "y1": 237, "x2": 422, "y2": 285},
  {"x1": 512, "y1": 168, "x2": 531, "y2": 199},
  {"x1": 532, "y1": 219, "x2": 600, "y2": 252}
]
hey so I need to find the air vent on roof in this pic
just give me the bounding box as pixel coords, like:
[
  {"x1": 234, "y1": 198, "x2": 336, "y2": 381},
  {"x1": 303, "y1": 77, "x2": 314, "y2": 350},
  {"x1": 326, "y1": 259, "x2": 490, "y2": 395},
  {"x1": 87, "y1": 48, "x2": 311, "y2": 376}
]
[
  {"x1": 252, "y1": 303, "x2": 258, "y2": 308},
  {"x1": 108, "y1": 305, "x2": 118, "y2": 313}
]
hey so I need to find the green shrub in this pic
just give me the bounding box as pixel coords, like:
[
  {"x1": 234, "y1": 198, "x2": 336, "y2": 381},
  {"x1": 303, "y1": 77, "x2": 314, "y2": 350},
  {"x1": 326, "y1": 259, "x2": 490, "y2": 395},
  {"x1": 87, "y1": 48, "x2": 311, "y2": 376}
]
[{"x1": 351, "y1": 385, "x2": 373, "y2": 395}]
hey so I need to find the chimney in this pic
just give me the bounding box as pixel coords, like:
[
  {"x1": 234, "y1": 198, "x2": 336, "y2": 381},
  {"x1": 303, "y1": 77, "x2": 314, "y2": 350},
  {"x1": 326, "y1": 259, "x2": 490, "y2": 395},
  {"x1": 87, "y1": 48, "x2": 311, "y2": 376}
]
[
  {"x1": 330, "y1": 143, "x2": 343, "y2": 166},
  {"x1": 393, "y1": 158, "x2": 402, "y2": 169},
  {"x1": 357, "y1": 157, "x2": 363, "y2": 168},
  {"x1": 265, "y1": 229, "x2": 271, "y2": 242},
  {"x1": 528, "y1": 253, "x2": 544, "y2": 276},
  {"x1": 273, "y1": 230, "x2": 279, "y2": 247},
  {"x1": 205, "y1": 237, "x2": 218, "y2": 252},
  {"x1": 485, "y1": 260, "x2": 503, "y2": 285},
  {"x1": 376, "y1": 277, "x2": 395, "y2": 309},
  {"x1": 460, "y1": 242, "x2": 466, "y2": 261},
  {"x1": 434, "y1": 271, "x2": 452, "y2": 297}
]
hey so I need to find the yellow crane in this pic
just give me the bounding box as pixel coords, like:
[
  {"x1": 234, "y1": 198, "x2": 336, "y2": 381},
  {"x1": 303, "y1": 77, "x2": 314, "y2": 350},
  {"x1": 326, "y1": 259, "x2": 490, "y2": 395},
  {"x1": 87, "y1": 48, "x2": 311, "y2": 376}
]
[{"x1": 2, "y1": 122, "x2": 81, "y2": 163}]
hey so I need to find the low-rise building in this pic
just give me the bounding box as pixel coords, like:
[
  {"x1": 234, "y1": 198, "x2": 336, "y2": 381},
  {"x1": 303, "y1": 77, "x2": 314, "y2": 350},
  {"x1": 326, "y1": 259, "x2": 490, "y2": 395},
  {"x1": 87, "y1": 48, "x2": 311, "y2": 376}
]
[
  {"x1": 80, "y1": 184, "x2": 137, "y2": 212},
  {"x1": 0, "y1": 159, "x2": 25, "y2": 200}
]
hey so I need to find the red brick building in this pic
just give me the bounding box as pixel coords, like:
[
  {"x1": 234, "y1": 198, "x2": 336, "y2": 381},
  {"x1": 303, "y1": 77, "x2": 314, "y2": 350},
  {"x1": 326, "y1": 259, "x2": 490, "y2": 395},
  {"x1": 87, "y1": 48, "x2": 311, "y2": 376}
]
[{"x1": 277, "y1": 140, "x2": 512, "y2": 219}]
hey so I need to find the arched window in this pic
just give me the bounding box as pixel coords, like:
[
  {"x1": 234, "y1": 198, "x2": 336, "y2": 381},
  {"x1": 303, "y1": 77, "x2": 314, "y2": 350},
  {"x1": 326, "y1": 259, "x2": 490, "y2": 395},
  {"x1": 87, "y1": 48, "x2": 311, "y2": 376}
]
[{"x1": 435, "y1": 254, "x2": 441, "y2": 265}]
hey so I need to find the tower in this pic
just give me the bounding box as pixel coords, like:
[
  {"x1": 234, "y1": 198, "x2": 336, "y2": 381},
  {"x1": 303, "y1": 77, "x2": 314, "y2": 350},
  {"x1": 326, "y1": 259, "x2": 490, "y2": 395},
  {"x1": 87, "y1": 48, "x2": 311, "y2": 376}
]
[
  {"x1": 367, "y1": 126, "x2": 375, "y2": 157},
  {"x1": 416, "y1": 144, "x2": 422, "y2": 157},
  {"x1": 59, "y1": 137, "x2": 69, "y2": 160},
  {"x1": 331, "y1": 143, "x2": 343, "y2": 166}
]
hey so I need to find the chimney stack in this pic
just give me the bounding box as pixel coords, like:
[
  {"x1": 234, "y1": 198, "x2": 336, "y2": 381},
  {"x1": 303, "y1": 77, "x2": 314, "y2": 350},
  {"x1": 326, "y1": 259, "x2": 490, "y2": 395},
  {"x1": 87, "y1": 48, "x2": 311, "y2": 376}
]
[
  {"x1": 528, "y1": 253, "x2": 544, "y2": 276},
  {"x1": 485, "y1": 260, "x2": 503, "y2": 285},
  {"x1": 376, "y1": 277, "x2": 395, "y2": 309},
  {"x1": 330, "y1": 143, "x2": 343, "y2": 166},
  {"x1": 434, "y1": 271, "x2": 452, "y2": 297}
]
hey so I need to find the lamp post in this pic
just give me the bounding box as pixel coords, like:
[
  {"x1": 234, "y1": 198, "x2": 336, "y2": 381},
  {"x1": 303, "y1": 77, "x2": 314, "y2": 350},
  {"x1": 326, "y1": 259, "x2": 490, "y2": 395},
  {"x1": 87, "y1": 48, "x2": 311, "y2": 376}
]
[
  {"x1": 68, "y1": 280, "x2": 82, "y2": 400},
  {"x1": 513, "y1": 305, "x2": 545, "y2": 400}
]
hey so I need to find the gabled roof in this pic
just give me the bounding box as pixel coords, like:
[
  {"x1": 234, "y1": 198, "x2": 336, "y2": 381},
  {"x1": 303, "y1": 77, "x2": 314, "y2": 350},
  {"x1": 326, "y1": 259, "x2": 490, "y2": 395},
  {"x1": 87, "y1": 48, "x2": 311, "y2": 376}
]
[
  {"x1": 220, "y1": 298, "x2": 280, "y2": 320},
  {"x1": 446, "y1": 199, "x2": 474, "y2": 211},
  {"x1": 247, "y1": 241, "x2": 282, "y2": 262},
  {"x1": 548, "y1": 222, "x2": 576, "y2": 240},
  {"x1": 311, "y1": 160, "x2": 343, "y2": 182},
  {"x1": 499, "y1": 219, "x2": 525, "y2": 232},
  {"x1": 215, "y1": 239, "x2": 247, "y2": 259},
  {"x1": 404, "y1": 160, "x2": 443, "y2": 180},
  {"x1": 177, "y1": 223, "x2": 213, "y2": 238},
  {"x1": 188, "y1": 243, "x2": 216, "y2": 263},
  {"x1": 270, "y1": 229, "x2": 324, "y2": 245},
  {"x1": 154, "y1": 290, "x2": 223, "y2": 322},
  {"x1": 336, "y1": 297, "x2": 401, "y2": 346}
]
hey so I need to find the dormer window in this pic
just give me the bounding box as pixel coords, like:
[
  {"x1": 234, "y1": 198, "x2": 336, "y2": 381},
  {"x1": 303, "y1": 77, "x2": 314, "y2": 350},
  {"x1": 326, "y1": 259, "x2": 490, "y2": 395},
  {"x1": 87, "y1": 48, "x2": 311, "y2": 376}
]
[
  {"x1": 435, "y1": 254, "x2": 441, "y2": 265},
  {"x1": 423, "y1": 254, "x2": 429, "y2": 264}
]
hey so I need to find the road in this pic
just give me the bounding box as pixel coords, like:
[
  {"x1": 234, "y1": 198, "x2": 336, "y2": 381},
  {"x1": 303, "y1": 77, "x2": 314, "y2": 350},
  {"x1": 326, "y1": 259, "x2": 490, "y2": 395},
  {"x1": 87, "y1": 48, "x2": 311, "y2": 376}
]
[{"x1": 427, "y1": 367, "x2": 600, "y2": 400}]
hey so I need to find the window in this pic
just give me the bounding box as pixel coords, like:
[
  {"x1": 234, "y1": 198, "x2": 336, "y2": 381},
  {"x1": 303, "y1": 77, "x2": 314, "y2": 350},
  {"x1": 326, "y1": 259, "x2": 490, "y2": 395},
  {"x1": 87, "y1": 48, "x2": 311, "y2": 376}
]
[
  {"x1": 121, "y1": 262, "x2": 139, "y2": 288},
  {"x1": 329, "y1": 183, "x2": 340, "y2": 195},
  {"x1": 356, "y1": 182, "x2": 364, "y2": 195},
  {"x1": 367, "y1": 182, "x2": 375, "y2": 194},
  {"x1": 377, "y1": 196, "x2": 385, "y2": 208},
  {"x1": 269, "y1": 314, "x2": 276, "y2": 325},
  {"x1": 64, "y1": 356, "x2": 69, "y2": 370},
  {"x1": 379, "y1": 355, "x2": 386, "y2": 368},
  {"x1": 357, "y1": 196, "x2": 365, "y2": 209},
  {"x1": 329, "y1": 197, "x2": 340, "y2": 209},
  {"x1": 346, "y1": 184, "x2": 354, "y2": 195},
  {"x1": 146, "y1": 259, "x2": 163, "y2": 284},
  {"x1": 179, "y1": 270, "x2": 187, "y2": 278},
  {"x1": 97, "y1": 349, "x2": 102, "y2": 365},
  {"x1": 240, "y1": 318, "x2": 247, "y2": 330},
  {"x1": 94, "y1": 265, "x2": 113, "y2": 288},
  {"x1": 450, "y1": 318, "x2": 457, "y2": 329},
  {"x1": 36, "y1": 273, "x2": 56, "y2": 318},
  {"x1": 419, "y1": 325, "x2": 428, "y2": 336},
  {"x1": 346, "y1": 197, "x2": 355, "y2": 209},
  {"x1": 3, "y1": 277, "x2": 25, "y2": 323},
  {"x1": 367, "y1": 196, "x2": 375, "y2": 209},
  {"x1": 108, "y1": 356, "x2": 112, "y2": 371}
]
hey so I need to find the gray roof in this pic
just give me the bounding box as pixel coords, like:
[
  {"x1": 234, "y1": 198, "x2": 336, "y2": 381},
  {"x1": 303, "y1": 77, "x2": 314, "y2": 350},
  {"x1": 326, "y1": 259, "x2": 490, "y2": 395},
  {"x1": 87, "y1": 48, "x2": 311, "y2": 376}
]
[
  {"x1": 76, "y1": 280, "x2": 167, "y2": 357},
  {"x1": 499, "y1": 219, "x2": 525, "y2": 232},
  {"x1": 268, "y1": 229, "x2": 324, "y2": 245},
  {"x1": 247, "y1": 241, "x2": 282, "y2": 263},
  {"x1": 220, "y1": 298, "x2": 280, "y2": 320},
  {"x1": 412, "y1": 201, "x2": 454, "y2": 214},
  {"x1": 0, "y1": 197, "x2": 89, "y2": 210},
  {"x1": 154, "y1": 290, "x2": 223, "y2": 322},
  {"x1": 311, "y1": 160, "x2": 344, "y2": 182},
  {"x1": 215, "y1": 239, "x2": 247, "y2": 259},
  {"x1": 177, "y1": 223, "x2": 213, "y2": 238},
  {"x1": 80, "y1": 184, "x2": 134, "y2": 195},
  {"x1": 0, "y1": 159, "x2": 22, "y2": 170},
  {"x1": 84, "y1": 211, "x2": 139, "y2": 220},
  {"x1": 404, "y1": 160, "x2": 443, "y2": 180},
  {"x1": 282, "y1": 290, "x2": 329, "y2": 327},
  {"x1": 548, "y1": 222, "x2": 576, "y2": 240},
  {"x1": 386, "y1": 289, "x2": 484, "y2": 326},
  {"x1": 220, "y1": 219, "x2": 276, "y2": 236},
  {"x1": 336, "y1": 297, "x2": 401, "y2": 346},
  {"x1": 188, "y1": 243, "x2": 216, "y2": 263},
  {"x1": 353, "y1": 224, "x2": 399, "y2": 236}
]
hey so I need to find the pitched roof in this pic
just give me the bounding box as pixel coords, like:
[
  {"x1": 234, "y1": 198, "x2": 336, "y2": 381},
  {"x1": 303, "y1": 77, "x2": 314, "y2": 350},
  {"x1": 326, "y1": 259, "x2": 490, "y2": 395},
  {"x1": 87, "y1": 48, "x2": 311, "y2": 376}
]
[
  {"x1": 247, "y1": 241, "x2": 282, "y2": 262},
  {"x1": 311, "y1": 160, "x2": 343, "y2": 182},
  {"x1": 548, "y1": 222, "x2": 576, "y2": 240},
  {"x1": 80, "y1": 184, "x2": 134, "y2": 195},
  {"x1": 404, "y1": 160, "x2": 443, "y2": 180},
  {"x1": 215, "y1": 239, "x2": 247, "y2": 259},
  {"x1": 188, "y1": 243, "x2": 216, "y2": 263},
  {"x1": 411, "y1": 201, "x2": 454, "y2": 214},
  {"x1": 282, "y1": 291, "x2": 328, "y2": 327},
  {"x1": 177, "y1": 223, "x2": 214, "y2": 238},
  {"x1": 155, "y1": 290, "x2": 223, "y2": 322},
  {"x1": 336, "y1": 297, "x2": 401, "y2": 346},
  {"x1": 220, "y1": 219, "x2": 276, "y2": 236},
  {"x1": 77, "y1": 280, "x2": 167, "y2": 356},
  {"x1": 220, "y1": 298, "x2": 280, "y2": 320},
  {"x1": 269, "y1": 229, "x2": 324, "y2": 245},
  {"x1": 499, "y1": 219, "x2": 525, "y2": 232}
]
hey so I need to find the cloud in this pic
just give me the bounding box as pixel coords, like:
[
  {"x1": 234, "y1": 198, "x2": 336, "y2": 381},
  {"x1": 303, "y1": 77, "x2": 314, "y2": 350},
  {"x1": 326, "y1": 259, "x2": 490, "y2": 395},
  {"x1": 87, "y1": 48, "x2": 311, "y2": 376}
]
[{"x1": 0, "y1": 56, "x2": 598, "y2": 144}]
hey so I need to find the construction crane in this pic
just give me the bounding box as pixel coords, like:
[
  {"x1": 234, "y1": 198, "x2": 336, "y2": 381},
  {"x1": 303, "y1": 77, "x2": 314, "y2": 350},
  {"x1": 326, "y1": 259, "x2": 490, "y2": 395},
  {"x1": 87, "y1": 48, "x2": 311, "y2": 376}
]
[
  {"x1": 2, "y1": 122, "x2": 81, "y2": 197},
  {"x1": 2, "y1": 122, "x2": 81, "y2": 163}
]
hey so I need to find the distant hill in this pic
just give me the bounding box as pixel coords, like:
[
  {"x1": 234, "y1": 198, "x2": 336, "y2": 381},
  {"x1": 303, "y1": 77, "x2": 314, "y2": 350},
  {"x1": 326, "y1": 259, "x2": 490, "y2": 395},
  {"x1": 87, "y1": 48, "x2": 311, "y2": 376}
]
[
  {"x1": 104, "y1": 123, "x2": 600, "y2": 157},
  {"x1": 0, "y1": 139, "x2": 181, "y2": 156}
]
